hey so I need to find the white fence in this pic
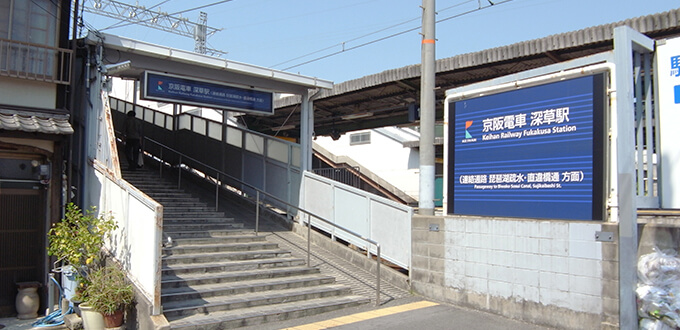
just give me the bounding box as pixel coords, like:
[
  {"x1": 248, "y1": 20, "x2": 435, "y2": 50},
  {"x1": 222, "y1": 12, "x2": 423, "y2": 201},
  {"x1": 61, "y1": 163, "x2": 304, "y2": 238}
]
[
  {"x1": 300, "y1": 171, "x2": 412, "y2": 269},
  {"x1": 88, "y1": 160, "x2": 163, "y2": 315}
]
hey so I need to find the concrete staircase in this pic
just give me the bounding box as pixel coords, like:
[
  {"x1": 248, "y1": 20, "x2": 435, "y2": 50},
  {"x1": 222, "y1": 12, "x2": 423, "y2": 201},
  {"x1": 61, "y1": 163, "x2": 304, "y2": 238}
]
[{"x1": 122, "y1": 168, "x2": 369, "y2": 329}]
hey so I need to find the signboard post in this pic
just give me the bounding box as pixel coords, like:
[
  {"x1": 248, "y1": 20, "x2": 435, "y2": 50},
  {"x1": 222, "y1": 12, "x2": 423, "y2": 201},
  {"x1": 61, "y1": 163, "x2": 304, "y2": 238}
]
[
  {"x1": 141, "y1": 71, "x2": 274, "y2": 115},
  {"x1": 446, "y1": 74, "x2": 606, "y2": 221}
]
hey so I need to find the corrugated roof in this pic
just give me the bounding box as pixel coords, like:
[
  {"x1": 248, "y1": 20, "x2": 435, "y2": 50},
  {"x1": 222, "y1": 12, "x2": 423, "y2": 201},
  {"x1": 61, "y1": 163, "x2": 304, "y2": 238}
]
[
  {"x1": 276, "y1": 7, "x2": 680, "y2": 108},
  {"x1": 262, "y1": 7, "x2": 680, "y2": 137},
  {"x1": 0, "y1": 112, "x2": 74, "y2": 135}
]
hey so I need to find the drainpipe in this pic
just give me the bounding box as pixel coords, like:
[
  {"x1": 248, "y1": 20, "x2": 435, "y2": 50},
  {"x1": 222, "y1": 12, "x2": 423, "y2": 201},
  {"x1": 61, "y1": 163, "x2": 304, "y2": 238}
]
[{"x1": 67, "y1": 0, "x2": 79, "y2": 205}]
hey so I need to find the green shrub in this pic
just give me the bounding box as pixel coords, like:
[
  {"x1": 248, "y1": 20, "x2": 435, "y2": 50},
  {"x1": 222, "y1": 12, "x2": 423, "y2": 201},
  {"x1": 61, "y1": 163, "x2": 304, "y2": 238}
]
[
  {"x1": 85, "y1": 265, "x2": 134, "y2": 315},
  {"x1": 47, "y1": 203, "x2": 117, "y2": 273}
]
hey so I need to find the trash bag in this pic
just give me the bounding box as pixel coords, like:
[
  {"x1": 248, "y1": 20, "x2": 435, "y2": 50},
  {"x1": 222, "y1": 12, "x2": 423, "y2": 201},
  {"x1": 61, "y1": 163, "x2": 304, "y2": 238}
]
[
  {"x1": 637, "y1": 248, "x2": 680, "y2": 329},
  {"x1": 640, "y1": 318, "x2": 675, "y2": 330},
  {"x1": 638, "y1": 249, "x2": 680, "y2": 286}
]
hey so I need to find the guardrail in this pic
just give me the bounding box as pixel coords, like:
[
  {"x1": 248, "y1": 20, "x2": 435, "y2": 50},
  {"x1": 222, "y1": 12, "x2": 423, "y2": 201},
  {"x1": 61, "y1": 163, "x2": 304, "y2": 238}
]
[
  {"x1": 139, "y1": 136, "x2": 383, "y2": 306},
  {"x1": 0, "y1": 37, "x2": 72, "y2": 84}
]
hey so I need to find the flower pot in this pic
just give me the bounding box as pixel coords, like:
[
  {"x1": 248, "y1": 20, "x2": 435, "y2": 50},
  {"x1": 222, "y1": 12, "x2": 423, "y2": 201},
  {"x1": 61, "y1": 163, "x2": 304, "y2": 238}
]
[
  {"x1": 79, "y1": 303, "x2": 105, "y2": 330},
  {"x1": 103, "y1": 309, "x2": 124, "y2": 328},
  {"x1": 15, "y1": 282, "x2": 41, "y2": 319}
]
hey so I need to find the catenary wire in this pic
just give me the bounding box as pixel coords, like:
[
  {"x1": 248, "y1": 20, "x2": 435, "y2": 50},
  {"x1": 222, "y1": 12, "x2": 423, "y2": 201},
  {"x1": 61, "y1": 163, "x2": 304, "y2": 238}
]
[
  {"x1": 281, "y1": 0, "x2": 513, "y2": 71},
  {"x1": 271, "y1": 0, "x2": 476, "y2": 68}
]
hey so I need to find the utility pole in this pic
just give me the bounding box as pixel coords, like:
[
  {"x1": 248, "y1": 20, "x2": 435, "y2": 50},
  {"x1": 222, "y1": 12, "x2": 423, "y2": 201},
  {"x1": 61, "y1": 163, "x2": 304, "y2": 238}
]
[{"x1": 419, "y1": 0, "x2": 436, "y2": 215}]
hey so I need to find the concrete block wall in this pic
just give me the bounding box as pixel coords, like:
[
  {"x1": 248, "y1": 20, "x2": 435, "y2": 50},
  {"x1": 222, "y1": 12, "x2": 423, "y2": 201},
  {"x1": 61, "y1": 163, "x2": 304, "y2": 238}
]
[{"x1": 412, "y1": 215, "x2": 619, "y2": 329}]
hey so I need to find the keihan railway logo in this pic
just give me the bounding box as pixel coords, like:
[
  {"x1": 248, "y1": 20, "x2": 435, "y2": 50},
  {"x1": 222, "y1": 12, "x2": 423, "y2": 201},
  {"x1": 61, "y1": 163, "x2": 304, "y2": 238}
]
[{"x1": 462, "y1": 121, "x2": 477, "y2": 143}]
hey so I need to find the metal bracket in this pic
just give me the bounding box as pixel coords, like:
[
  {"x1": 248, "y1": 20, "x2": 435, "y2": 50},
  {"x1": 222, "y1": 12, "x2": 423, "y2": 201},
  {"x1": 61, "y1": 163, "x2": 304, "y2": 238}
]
[
  {"x1": 595, "y1": 231, "x2": 614, "y2": 242},
  {"x1": 429, "y1": 224, "x2": 439, "y2": 232}
]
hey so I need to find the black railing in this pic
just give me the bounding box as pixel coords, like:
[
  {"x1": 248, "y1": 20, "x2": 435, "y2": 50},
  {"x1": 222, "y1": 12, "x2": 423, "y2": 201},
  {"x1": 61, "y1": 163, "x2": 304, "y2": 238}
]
[
  {"x1": 138, "y1": 136, "x2": 383, "y2": 306},
  {"x1": 312, "y1": 167, "x2": 361, "y2": 188}
]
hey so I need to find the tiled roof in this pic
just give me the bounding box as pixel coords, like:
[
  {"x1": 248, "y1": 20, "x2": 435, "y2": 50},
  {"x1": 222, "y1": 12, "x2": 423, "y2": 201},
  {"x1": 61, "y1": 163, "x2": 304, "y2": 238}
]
[{"x1": 0, "y1": 112, "x2": 74, "y2": 135}]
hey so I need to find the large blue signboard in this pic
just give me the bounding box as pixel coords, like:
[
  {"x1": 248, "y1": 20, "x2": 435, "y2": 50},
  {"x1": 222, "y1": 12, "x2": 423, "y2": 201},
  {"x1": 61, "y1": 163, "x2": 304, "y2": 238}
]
[
  {"x1": 141, "y1": 71, "x2": 274, "y2": 115},
  {"x1": 448, "y1": 74, "x2": 605, "y2": 220}
]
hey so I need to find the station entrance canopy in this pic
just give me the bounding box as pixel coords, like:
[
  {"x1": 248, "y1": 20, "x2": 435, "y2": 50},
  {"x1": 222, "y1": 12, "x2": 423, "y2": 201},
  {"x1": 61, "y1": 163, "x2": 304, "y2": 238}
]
[
  {"x1": 85, "y1": 31, "x2": 333, "y2": 171},
  {"x1": 85, "y1": 32, "x2": 332, "y2": 97}
]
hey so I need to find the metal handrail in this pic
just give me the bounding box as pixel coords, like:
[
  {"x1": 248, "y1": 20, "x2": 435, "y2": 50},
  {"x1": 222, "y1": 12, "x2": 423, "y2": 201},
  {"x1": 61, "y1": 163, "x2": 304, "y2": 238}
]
[{"x1": 139, "y1": 136, "x2": 382, "y2": 306}]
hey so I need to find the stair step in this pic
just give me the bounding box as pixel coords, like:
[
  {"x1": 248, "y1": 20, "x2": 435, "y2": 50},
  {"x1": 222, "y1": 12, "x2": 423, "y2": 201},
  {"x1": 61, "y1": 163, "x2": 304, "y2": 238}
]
[
  {"x1": 163, "y1": 223, "x2": 244, "y2": 232},
  {"x1": 163, "y1": 213, "x2": 226, "y2": 219},
  {"x1": 161, "y1": 257, "x2": 307, "y2": 276},
  {"x1": 162, "y1": 249, "x2": 292, "y2": 265},
  {"x1": 153, "y1": 197, "x2": 202, "y2": 203},
  {"x1": 161, "y1": 274, "x2": 337, "y2": 304},
  {"x1": 122, "y1": 162, "x2": 369, "y2": 330},
  {"x1": 168, "y1": 235, "x2": 265, "y2": 246},
  {"x1": 163, "y1": 205, "x2": 216, "y2": 210},
  {"x1": 163, "y1": 218, "x2": 237, "y2": 225},
  {"x1": 148, "y1": 192, "x2": 196, "y2": 198},
  {"x1": 166, "y1": 295, "x2": 369, "y2": 329},
  {"x1": 163, "y1": 229, "x2": 249, "y2": 239},
  {"x1": 161, "y1": 265, "x2": 321, "y2": 289},
  {"x1": 163, "y1": 241, "x2": 278, "y2": 255},
  {"x1": 163, "y1": 284, "x2": 354, "y2": 319}
]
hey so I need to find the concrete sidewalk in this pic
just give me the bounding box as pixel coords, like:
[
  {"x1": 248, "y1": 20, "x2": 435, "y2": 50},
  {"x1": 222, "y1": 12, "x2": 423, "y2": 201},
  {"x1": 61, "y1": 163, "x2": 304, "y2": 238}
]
[
  {"x1": 0, "y1": 315, "x2": 67, "y2": 330},
  {"x1": 237, "y1": 296, "x2": 555, "y2": 330}
]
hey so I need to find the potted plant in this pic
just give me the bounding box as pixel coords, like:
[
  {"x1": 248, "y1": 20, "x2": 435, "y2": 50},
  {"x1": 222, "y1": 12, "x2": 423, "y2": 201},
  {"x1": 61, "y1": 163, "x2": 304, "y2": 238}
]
[
  {"x1": 83, "y1": 265, "x2": 134, "y2": 328},
  {"x1": 47, "y1": 203, "x2": 117, "y2": 299}
]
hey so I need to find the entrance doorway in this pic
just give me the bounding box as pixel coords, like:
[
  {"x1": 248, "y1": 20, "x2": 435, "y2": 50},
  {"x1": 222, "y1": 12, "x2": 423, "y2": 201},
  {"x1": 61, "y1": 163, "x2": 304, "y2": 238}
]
[{"x1": 0, "y1": 156, "x2": 47, "y2": 317}]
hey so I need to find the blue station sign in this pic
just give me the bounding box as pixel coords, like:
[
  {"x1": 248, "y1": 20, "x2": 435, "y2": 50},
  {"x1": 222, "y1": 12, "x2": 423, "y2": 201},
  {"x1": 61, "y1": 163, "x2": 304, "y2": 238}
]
[
  {"x1": 447, "y1": 74, "x2": 606, "y2": 221},
  {"x1": 141, "y1": 71, "x2": 274, "y2": 115}
]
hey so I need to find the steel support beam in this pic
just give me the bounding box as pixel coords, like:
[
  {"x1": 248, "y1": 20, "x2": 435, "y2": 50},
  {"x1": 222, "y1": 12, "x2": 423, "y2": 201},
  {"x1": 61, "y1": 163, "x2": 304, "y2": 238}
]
[{"x1": 613, "y1": 25, "x2": 654, "y2": 330}]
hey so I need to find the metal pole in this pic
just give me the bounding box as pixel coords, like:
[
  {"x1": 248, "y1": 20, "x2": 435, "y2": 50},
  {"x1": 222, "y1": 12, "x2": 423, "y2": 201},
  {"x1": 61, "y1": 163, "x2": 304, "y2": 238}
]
[
  {"x1": 215, "y1": 172, "x2": 219, "y2": 211},
  {"x1": 178, "y1": 155, "x2": 182, "y2": 189},
  {"x1": 376, "y1": 244, "x2": 381, "y2": 306},
  {"x1": 307, "y1": 215, "x2": 312, "y2": 267},
  {"x1": 613, "y1": 26, "x2": 650, "y2": 330},
  {"x1": 418, "y1": 0, "x2": 436, "y2": 215},
  {"x1": 300, "y1": 90, "x2": 311, "y2": 172},
  {"x1": 159, "y1": 148, "x2": 163, "y2": 178},
  {"x1": 255, "y1": 191, "x2": 260, "y2": 235}
]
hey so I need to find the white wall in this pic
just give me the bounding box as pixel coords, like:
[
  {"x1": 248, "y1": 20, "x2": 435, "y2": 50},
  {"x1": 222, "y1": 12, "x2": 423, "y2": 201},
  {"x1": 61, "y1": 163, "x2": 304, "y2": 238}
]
[
  {"x1": 412, "y1": 215, "x2": 612, "y2": 329},
  {"x1": 444, "y1": 218, "x2": 604, "y2": 313},
  {"x1": 315, "y1": 128, "x2": 420, "y2": 199},
  {"x1": 0, "y1": 77, "x2": 56, "y2": 109}
]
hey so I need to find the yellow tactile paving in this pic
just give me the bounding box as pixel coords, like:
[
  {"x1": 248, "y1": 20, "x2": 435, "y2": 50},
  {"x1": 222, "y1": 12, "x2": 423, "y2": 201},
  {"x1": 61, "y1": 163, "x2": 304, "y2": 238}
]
[{"x1": 284, "y1": 301, "x2": 440, "y2": 330}]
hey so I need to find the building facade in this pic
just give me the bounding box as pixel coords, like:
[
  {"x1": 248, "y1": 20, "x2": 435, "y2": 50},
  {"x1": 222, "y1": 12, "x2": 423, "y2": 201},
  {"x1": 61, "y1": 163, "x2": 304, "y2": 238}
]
[{"x1": 0, "y1": 0, "x2": 74, "y2": 316}]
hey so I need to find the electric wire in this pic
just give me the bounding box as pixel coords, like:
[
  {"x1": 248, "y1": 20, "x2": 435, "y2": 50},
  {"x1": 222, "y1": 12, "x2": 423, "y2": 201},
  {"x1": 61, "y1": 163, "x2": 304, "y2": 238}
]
[
  {"x1": 281, "y1": 0, "x2": 513, "y2": 71},
  {"x1": 272, "y1": 0, "x2": 476, "y2": 68}
]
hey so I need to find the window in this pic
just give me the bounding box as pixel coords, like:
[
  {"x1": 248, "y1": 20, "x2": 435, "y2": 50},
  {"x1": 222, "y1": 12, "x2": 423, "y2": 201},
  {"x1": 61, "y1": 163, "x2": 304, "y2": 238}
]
[
  {"x1": 1, "y1": 0, "x2": 58, "y2": 46},
  {"x1": 349, "y1": 132, "x2": 371, "y2": 145},
  {"x1": 0, "y1": 0, "x2": 60, "y2": 78}
]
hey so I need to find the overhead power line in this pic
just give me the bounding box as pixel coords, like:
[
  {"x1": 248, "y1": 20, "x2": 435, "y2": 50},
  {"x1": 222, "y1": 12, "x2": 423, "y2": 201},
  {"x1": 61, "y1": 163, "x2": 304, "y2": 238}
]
[{"x1": 279, "y1": 0, "x2": 513, "y2": 71}]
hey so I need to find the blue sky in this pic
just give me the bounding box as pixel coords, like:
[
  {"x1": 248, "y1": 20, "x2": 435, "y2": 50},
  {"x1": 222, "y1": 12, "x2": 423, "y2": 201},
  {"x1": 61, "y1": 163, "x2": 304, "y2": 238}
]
[{"x1": 80, "y1": 0, "x2": 680, "y2": 83}]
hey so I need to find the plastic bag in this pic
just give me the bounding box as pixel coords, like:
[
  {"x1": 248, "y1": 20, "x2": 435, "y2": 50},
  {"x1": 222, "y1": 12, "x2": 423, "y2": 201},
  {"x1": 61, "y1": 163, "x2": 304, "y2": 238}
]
[
  {"x1": 638, "y1": 249, "x2": 680, "y2": 286},
  {"x1": 640, "y1": 318, "x2": 675, "y2": 330},
  {"x1": 637, "y1": 248, "x2": 680, "y2": 328},
  {"x1": 137, "y1": 150, "x2": 144, "y2": 167}
]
